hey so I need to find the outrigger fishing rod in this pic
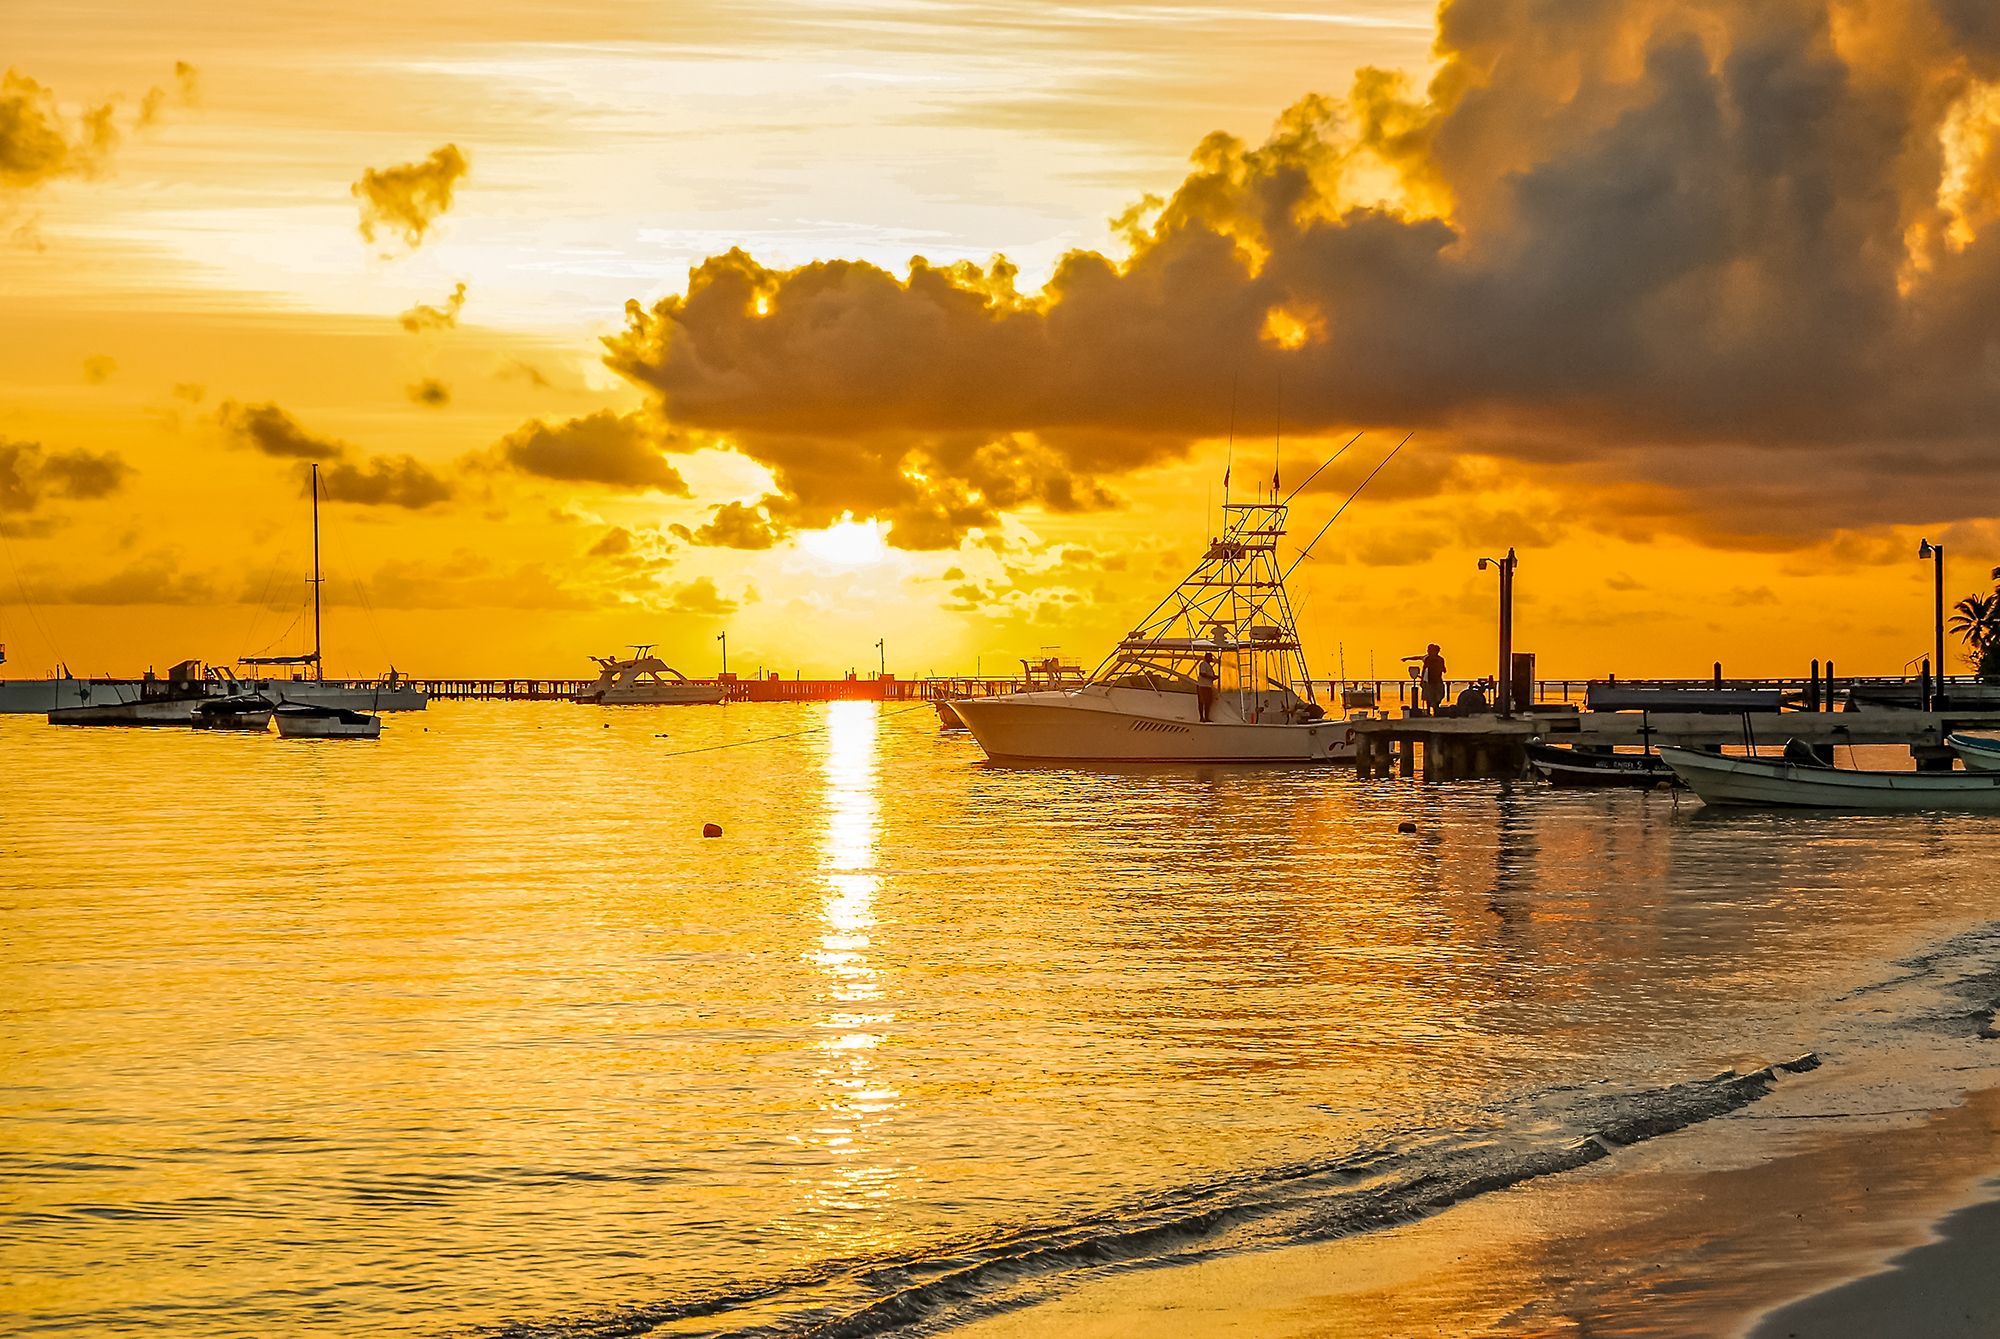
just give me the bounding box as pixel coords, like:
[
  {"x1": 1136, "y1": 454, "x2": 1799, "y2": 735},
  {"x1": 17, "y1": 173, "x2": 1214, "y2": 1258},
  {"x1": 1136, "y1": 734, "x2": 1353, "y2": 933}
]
[
  {"x1": 1282, "y1": 431, "x2": 1365, "y2": 504},
  {"x1": 1281, "y1": 431, "x2": 1416, "y2": 581}
]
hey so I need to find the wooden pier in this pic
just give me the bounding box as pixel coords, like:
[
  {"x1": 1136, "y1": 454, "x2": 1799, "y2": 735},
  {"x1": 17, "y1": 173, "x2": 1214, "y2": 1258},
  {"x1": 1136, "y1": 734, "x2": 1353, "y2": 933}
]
[{"x1": 1352, "y1": 700, "x2": 2000, "y2": 781}]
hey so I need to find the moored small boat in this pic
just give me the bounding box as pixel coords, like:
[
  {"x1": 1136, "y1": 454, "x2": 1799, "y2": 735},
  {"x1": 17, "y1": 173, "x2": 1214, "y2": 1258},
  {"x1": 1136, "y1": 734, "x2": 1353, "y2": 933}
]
[
  {"x1": 1949, "y1": 732, "x2": 2000, "y2": 772},
  {"x1": 274, "y1": 702, "x2": 382, "y2": 739},
  {"x1": 192, "y1": 694, "x2": 274, "y2": 731},
  {"x1": 1660, "y1": 746, "x2": 2000, "y2": 811},
  {"x1": 1526, "y1": 740, "x2": 1676, "y2": 788}
]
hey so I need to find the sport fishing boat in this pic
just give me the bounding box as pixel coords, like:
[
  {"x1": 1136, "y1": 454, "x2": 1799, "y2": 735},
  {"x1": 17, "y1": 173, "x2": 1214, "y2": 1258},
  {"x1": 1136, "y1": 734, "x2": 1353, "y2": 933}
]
[
  {"x1": 576, "y1": 647, "x2": 726, "y2": 705},
  {"x1": 274, "y1": 702, "x2": 382, "y2": 739},
  {"x1": 935, "y1": 656, "x2": 1084, "y2": 730},
  {"x1": 953, "y1": 498, "x2": 1358, "y2": 764},
  {"x1": 1661, "y1": 745, "x2": 2000, "y2": 811}
]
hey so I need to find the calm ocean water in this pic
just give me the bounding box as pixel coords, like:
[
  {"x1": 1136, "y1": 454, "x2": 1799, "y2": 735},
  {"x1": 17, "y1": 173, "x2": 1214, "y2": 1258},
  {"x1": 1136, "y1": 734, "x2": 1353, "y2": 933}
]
[{"x1": 4, "y1": 702, "x2": 1998, "y2": 1337}]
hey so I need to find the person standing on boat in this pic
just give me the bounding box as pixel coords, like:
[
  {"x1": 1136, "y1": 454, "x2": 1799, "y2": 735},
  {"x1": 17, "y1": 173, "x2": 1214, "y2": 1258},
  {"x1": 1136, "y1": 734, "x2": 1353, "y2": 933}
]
[
  {"x1": 1405, "y1": 644, "x2": 1447, "y2": 715},
  {"x1": 1196, "y1": 653, "x2": 1219, "y2": 723}
]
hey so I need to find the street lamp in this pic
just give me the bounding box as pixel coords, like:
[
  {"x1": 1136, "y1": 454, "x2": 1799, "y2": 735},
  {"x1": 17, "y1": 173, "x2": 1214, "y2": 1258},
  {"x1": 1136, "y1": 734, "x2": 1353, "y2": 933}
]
[
  {"x1": 1477, "y1": 547, "x2": 1518, "y2": 717},
  {"x1": 875, "y1": 638, "x2": 885, "y2": 679},
  {"x1": 1919, "y1": 539, "x2": 1944, "y2": 709},
  {"x1": 717, "y1": 631, "x2": 728, "y2": 678}
]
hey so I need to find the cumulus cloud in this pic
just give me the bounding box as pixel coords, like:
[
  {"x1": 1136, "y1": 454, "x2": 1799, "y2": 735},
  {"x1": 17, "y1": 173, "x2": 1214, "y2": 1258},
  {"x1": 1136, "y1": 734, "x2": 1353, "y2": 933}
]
[
  {"x1": 319, "y1": 456, "x2": 452, "y2": 508},
  {"x1": 407, "y1": 377, "x2": 450, "y2": 407},
  {"x1": 492, "y1": 409, "x2": 687, "y2": 492},
  {"x1": 665, "y1": 576, "x2": 737, "y2": 615},
  {"x1": 399, "y1": 281, "x2": 466, "y2": 332},
  {"x1": 49, "y1": 554, "x2": 215, "y2": 606},
  {"x1": 588, "y1": 525, "x2": 633, "y2": 557},
  {"x1": 679, "y1": 499, "x2": 781, "y2": 549},
  {"x1": 0, "y1": 438, "x2": 128, "y2": 515},
  {"x1": 216, "y1": 400, "x2": 349, "y2": 459},
  {"x1": 353, "y1": 144, "x2": 468, "y2": 250},
  {"x1": 605, "y1": 1, "x2": 2000, "y2": 545}
]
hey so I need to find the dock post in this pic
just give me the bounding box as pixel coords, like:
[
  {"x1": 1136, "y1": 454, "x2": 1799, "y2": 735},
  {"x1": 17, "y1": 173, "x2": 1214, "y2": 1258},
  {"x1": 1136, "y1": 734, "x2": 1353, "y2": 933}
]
[
  {"x1": 1398, "y1": 737, "x2": 1414, "y2": 777},
  {"x1": 1825, "y1": 659, "x2": 1835, "y2": 711},
  {"x1": 1809, "y1": 659, "x2": 1820, "y2": 712}
]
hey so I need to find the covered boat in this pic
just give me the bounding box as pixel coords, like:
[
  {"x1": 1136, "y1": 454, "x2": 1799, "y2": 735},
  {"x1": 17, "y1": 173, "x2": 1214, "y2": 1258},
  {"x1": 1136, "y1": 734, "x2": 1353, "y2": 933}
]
[
  {"x1": 1526, "y1": 740, "x2": 1676, "y2": 788},
  {"x1": 1659, "y1": 746, "x2": 2000, "y2": 811},
  {"x1": 952, "y1": 498, "x2": 1357, "y2": 764},
  {"x1": 274, "y1": 702, "x2": 382, "y2": 739}
]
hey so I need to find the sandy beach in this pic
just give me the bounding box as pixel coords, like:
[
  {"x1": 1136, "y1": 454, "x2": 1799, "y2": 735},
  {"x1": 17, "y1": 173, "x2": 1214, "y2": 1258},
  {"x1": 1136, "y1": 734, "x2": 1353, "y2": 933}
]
[{"x1": 954, "y1": 1077, "x2": 2000, "y2": 1338}]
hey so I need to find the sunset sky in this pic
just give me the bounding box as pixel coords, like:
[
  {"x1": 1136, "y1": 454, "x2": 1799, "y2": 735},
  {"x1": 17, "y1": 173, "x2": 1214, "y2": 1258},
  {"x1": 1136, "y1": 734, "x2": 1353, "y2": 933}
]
[{"x1": 4, "y1": 0, "x2": 1998, "y2": 681}]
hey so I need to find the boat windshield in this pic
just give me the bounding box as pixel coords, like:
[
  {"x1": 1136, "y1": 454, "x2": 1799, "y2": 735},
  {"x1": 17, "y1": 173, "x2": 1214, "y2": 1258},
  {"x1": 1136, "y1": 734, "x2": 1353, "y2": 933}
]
[{"x1": 1095, "y1": 657, "x2": 1199, "y2": 693}]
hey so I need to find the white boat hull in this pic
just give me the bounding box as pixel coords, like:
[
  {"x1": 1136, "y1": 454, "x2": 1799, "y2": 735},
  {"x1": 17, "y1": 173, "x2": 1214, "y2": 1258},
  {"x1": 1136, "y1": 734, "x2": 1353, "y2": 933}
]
[
  {"x1": 952, "y1": 689, "x2": 1357, "y2": 764},
  {"x1": 48, "y1": 698, "x2": 200, "y2": 726},
  {"x1": 1661, "y1": 747, "x2": 2000, "y2": 811},
  {"x1": 2, "y1": 677, "x2": 425, "y2": 713},
  {"x1": 578, "y1": 684, "x2": 726, "y2": 705},
  {"x1": 1950, "y1": 733, "x2": 2000, "y2": 772},
  {"x1": 275, "y1": 714, "x2": 381, "y2": 739}
]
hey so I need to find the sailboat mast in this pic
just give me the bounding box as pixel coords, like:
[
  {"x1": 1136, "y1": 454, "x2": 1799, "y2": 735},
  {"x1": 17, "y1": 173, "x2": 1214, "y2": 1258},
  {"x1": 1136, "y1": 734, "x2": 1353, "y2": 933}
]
[{"x1": 311, "y1": 462, "x2": 322, "y2": 681}]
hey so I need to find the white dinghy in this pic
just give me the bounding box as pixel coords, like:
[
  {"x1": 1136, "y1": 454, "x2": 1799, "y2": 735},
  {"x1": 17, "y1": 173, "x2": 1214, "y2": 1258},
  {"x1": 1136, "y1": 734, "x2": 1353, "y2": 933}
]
[
  {"x1": 1949, "y1": 732, "x2": 2000, "y2": 772},
  {"x1": 1660, "y1": 746, "x2": 2000, "y2": 811}
]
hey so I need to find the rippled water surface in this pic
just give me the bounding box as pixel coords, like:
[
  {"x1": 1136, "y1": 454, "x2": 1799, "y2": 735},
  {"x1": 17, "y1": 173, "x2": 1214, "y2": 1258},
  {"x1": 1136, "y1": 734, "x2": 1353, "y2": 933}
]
[{"x1": 3, "y1": 702, "x2": 1997, "y2": 1336}]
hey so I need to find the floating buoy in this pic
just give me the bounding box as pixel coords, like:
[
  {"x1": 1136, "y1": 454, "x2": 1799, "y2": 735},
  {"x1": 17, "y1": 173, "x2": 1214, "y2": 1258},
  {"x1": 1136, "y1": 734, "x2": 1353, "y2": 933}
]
[
  {"x1": 1397, "y1": 820, "x2": 1418, "y2": 834},
  {"x1": 702, "y1": 823, "x2": 723, "y2": 838}
]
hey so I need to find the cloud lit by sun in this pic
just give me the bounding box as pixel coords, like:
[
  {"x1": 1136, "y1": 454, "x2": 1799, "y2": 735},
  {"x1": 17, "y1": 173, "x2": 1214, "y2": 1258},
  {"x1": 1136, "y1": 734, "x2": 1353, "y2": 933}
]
[{"x1": 800, "y1": 519, "x2": 887, "y2": 568}]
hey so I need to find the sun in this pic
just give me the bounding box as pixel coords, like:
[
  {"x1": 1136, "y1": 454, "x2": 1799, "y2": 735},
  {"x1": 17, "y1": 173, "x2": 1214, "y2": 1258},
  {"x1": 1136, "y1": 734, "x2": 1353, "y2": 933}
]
[{"x1": 799, "y1": 518, "x2": 887, "y2": 567}]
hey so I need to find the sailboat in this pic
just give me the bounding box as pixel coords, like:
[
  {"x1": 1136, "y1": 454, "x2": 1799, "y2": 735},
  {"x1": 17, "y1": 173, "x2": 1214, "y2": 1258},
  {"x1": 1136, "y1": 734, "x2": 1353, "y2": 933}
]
[
  {"x1": 266, "y1": 464, "x2": 386, "y2": 739},
  {"x1": 953, "y1": 495, "x2": 1360, "y2": 764}
]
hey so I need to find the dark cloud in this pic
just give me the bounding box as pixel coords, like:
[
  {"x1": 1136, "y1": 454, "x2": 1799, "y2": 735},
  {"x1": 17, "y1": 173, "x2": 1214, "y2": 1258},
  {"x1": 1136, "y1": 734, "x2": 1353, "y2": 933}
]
[
  {"x1": 171, "y1": 382, "x2": 205, "y2": 403},
  {"x1": 352, "y1": 143, "x2": 468, "y2": 250},
  {"x1": 319, "y1": 456, "x2": 452, "y2": 508},
  {"x1": 49, "y1": 554, "x2": 215, "y2": 606},
  {"x1": 2, "y1": 63, "x2": 195, "y2": 194},
  {"x1": 493, "y1": 409, "x2": 687, "y2": 492},
  {"x1": 605, "y1": 2, "x2": 2000, "y2": 545},
  {"x1": 216, "y1": 400, "x2": 348, "y2": 459},
  {"x1": 499, "y1": 358, "x2": 552, "y2": 388},
  {"x1": 399, "y1": 281, "x2": 466, "y2": 332},
  {"x1": 407, "y1": 377, "x2": 451, "y2": 407},
  {"x1": 0, "y1": 438, "x2": 128, "y2": 515}
]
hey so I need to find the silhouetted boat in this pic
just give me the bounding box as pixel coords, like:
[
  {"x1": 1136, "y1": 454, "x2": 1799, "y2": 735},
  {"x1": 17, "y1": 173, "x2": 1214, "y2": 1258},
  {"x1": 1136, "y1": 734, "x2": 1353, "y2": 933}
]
[
  {"x1": 1526, "y1": 740, "x2": 1676, "y2": 788},
  {"x1": 192, "y1": 694, "x2": 274, "y2": 731},
  {"x1": 1660, "y1": 746, "x2": 2000, "y2": 810},
  {"x1": 274, "y1": 702, "x2": 381, "y2": 738}
]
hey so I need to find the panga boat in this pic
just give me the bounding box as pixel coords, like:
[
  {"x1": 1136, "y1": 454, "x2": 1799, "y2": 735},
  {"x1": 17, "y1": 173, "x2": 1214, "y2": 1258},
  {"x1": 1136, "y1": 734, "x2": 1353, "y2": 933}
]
[
  {"x1": 576, "y1": 646, "x2": 726, "y2": 705},
  {"x1": 1526, "y1": 740, "x2": 1676, "y2": 788},
  {"x1": 275, "y1": 702, "x2": 382, "y2": 739},
  {"x1": 952, "y1": 498, "x2": 1358, "y2": 764},
  {"x1": 193, "y1": 694, "x2": 274, "y2": 731},
  {"x1": 1949, "y1": 732, "x2": 2000, "y2": 772},
  {"x1": 1660, "y1": 746, "x2": 2000, "y2": 811}
]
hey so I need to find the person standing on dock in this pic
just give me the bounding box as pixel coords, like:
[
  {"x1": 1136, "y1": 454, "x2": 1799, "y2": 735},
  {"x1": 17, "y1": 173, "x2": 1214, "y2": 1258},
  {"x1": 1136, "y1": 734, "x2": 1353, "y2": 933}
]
[
  {"x1": 1196, "y1": 653, "x2": 1219, "y2": 723},
  {"x1": 1405, "y1": 644, "x2": 1447, "y2": 715}
]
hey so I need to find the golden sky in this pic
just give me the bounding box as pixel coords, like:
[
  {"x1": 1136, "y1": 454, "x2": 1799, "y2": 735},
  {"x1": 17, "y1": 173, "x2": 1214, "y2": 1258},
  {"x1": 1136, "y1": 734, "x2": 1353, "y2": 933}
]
[{"x1": 3, "y1": 0, "x2": 1997, "y2": 681}]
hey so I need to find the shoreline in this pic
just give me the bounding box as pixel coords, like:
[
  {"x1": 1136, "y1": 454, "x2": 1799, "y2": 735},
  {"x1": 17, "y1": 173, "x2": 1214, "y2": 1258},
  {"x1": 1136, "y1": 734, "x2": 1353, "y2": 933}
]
[{"x1": 949, "y1": 1078, "x2": 2000, "y2": 1339}]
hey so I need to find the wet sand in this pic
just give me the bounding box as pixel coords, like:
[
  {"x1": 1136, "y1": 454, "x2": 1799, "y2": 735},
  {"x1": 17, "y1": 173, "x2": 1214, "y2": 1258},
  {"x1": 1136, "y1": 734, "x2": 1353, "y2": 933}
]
[{"x1": 952, "y1": 1082, "x2": 2000, "y2": 1338}]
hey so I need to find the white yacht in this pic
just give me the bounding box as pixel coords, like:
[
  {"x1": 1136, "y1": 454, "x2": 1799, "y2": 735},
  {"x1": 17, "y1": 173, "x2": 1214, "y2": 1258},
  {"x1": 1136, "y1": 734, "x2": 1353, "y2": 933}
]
[
  {"x1": 576, "y1": 647, "x2": 727, "y2": 706},
  {"x1": 953, "y1": 497, "x2": 1360, "y2": 764}
]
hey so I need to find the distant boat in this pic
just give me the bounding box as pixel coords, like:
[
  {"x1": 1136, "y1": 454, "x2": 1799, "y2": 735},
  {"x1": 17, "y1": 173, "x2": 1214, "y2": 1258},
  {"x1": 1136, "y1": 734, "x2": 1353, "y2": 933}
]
[
  {"x1": 48, "y1": 660, "x2": 214, "y2": 727},
  {"x1": 192, "y1": 694, "x2": 274, "y2": 732},
  {"x1": 953, "y1": 497, "x2": 1359, "y2": 764},
  {"x1": 274, "y1": 702, "x2": 381, "y2": 739},
  {"x1": 1949, "y1": 732, "x2": 2000, "y2": 772},
  {"x1": 576, "y1": 646, "x2": 726, "y2": 705},
  {"x1": 1526, "y1": 740, "x2": 1676, "y2": 788},
  {"x1": 1660, "y1": 746, "x2": 2000, "y2": 811}
]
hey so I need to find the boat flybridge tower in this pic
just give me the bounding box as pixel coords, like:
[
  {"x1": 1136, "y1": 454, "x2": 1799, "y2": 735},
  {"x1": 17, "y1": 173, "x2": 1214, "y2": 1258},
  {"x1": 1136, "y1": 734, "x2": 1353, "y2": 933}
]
[{"x1": 1092, "y1": 497, "x2": 1317, "y2": 720}]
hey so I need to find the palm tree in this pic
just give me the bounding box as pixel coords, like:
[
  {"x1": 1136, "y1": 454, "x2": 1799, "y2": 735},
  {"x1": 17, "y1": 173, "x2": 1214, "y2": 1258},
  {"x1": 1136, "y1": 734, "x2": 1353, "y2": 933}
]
[{"x1": 1950, "y1": 592, "x2": 1999, "y2": 665}]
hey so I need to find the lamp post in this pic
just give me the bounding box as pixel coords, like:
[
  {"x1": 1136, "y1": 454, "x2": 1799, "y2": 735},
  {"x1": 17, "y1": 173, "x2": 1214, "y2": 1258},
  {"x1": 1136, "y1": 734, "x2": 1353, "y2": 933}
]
[
  {"x1": 875, "y1": 639, "x2": 885, "y2": 679},
  {"x1": 1919, "y1": 539, "x2": 1944, "y2": 709},
  {"x1": 1477, "y1": 548, "x2": 1518, "y2": 717},
  {"x1": 717, "y1": 631, "x2": 728, "y2": 678}
]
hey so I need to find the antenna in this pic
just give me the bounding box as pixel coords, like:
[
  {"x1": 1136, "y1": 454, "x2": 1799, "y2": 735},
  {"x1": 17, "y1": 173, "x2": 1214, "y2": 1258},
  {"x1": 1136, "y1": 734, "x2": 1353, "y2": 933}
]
[
  {"x1": 1284, "y1": 431, "x2": 1364, "y2": 503},
  {"x1": 1271, "y1": 375, "x2": 1282, "y2": 500},
  {"x1": 1282, "y1": 432, "x2": 1415, "y2": 580},
  {"x1": 310, "y1": 462, "x2": 322, "y2": 681}
]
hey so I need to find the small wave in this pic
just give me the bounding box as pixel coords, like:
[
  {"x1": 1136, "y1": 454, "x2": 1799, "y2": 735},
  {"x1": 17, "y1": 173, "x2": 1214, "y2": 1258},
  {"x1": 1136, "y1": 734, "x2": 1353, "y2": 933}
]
[{"x1": 484, "y1": 1055, "x2": 1818, "y2": 1339}]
